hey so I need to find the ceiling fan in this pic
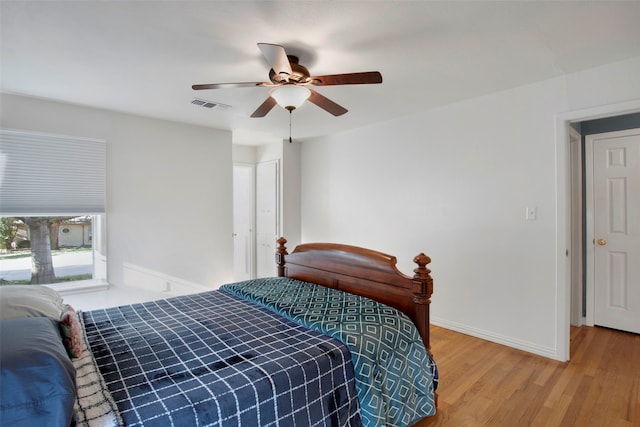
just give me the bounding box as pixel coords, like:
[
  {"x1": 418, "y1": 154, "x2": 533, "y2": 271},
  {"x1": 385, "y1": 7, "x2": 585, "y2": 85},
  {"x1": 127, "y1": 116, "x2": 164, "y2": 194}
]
[{"x1": 192, "y1": 43, "x2": 382, "y2": 117}]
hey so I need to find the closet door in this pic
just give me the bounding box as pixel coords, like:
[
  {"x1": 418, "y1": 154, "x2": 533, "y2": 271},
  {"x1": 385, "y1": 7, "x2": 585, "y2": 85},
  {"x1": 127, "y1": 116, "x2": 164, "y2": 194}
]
[
  {"x1": 256, "y1": 161, "x2": 279, "y2": 277},
  {"x1": 587, "y1": 128, "x2": 640, "y2": 334},
  {"x1": 232, "y1": 164, "x2": 254, "y2": 281}
]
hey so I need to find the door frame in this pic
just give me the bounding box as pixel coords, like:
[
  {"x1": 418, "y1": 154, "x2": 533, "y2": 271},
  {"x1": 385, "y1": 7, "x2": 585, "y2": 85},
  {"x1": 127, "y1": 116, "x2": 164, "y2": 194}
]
[
  {"x1": 569, "y1": 127, "x2": 583, "y2": 327},
  {"x1": 555, "y1": 99, "x2": 640, "y2": 361},
  {"x1": 583, "y1": 132, "x2": 597, "y2": 327}
]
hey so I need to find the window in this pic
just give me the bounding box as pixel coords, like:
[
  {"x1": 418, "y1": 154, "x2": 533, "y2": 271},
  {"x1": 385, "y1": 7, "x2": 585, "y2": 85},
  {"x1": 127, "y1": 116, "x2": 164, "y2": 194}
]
[
  {"x1": 0, "y1": 215, "x2": 106, "y2": 285},
  {"x1": 0, "y1": 130, "x2": 107, "y2": 289}
]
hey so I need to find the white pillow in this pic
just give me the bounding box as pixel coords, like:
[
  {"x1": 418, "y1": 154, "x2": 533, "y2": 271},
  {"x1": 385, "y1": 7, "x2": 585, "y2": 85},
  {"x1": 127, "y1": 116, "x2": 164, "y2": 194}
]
[{"x1": 0, "y1": 285, "x2": 65, "y2": 320}]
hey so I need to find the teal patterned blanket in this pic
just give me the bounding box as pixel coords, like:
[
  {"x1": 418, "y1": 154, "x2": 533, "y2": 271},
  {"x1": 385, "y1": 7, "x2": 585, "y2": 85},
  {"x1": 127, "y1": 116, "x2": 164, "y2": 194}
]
[{"x1": 221, "y1": 277, "x2": 436, "y2": 427}]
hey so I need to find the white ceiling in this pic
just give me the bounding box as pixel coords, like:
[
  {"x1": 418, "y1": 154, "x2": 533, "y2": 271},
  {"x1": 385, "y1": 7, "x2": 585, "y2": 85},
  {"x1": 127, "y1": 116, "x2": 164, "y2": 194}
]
[{"x1": 2, "y1": 1, "x2": 640, "y2": 145}]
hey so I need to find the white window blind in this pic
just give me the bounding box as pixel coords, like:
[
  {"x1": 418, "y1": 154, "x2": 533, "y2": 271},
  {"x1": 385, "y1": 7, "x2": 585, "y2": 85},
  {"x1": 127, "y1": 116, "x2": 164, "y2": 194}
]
[{"x1": 0, "y1": 129, "x2": 106, "y2": 215}]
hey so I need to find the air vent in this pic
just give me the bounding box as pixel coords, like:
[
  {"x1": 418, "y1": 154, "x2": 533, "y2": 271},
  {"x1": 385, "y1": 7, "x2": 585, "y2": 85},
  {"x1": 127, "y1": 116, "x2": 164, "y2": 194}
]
[{"x1": 191, "y1": 98, "x2": 230, "y2": 110}]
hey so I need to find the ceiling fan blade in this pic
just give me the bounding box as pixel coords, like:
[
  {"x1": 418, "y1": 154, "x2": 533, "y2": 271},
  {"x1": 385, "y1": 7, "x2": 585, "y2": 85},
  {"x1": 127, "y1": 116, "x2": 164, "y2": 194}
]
[
  {"x1": 307, "y1": 89, "x2": 348, "y2": 116},
  {"x1": 310, "y1": 71, "x2": 383, "y2": 86},
  {"x1": 250, "y1": 96, "x2": 278, "y2": 118},
  {"x1": 192, "y1": 82, "x2": 271, "y2": 90},
  {"x1": 258, "y1": 43, "x2": 292, "y2": 80}
]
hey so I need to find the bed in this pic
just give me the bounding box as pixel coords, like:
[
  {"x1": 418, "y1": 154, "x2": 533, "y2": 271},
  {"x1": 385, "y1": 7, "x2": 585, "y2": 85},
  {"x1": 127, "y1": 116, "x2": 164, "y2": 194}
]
[{"x1": 0, "y1": 238, "x2": 436, "y2": 427}]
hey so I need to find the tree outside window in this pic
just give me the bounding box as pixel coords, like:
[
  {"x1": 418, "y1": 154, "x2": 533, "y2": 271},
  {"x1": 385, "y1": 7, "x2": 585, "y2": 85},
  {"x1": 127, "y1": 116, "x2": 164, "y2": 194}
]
[{"x1": 0, "y1": 216, "x2": 93, "y2": 285}]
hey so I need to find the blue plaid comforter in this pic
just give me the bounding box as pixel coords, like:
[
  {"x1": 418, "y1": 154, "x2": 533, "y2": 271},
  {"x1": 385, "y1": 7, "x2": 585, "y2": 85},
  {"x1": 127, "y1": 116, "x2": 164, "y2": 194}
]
[
  {"x1": 222, "y1": 278, "x2": 437, "y2": 427},
  {"x1": 82, "y1": 290, "x2": 361, "y2": 426}
]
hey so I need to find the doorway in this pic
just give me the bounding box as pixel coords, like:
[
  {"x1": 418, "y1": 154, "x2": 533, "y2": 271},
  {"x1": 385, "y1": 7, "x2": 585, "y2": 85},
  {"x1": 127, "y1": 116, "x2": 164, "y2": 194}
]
[
  {"x1": 232, "y1": 159, "x2": 281, "y2": 281},
  {"x1": 233, "y1": 163, "x2": 254, "y2": 281},
  {"x1": 568, "y1": 112, "x2": 640, "y2": 342}
]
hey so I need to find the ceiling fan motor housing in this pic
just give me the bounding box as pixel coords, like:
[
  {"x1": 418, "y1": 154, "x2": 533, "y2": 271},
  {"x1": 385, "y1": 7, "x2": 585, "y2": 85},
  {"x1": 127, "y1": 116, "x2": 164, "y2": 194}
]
[{"x1": 269, "y1": 56, "x2": 311, "y2": 84}]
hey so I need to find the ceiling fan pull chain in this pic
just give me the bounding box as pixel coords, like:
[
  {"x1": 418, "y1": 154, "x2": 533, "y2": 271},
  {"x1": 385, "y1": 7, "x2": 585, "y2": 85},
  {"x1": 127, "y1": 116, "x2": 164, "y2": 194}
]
[{"x1": 289, "y1": 109, "x2": 293, "y2": 143}]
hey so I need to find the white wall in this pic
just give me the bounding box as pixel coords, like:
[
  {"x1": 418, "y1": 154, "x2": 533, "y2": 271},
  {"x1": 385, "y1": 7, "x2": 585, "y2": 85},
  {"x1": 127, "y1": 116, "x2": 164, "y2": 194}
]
[
  {"x1": 1, "y1": 93, "x2": 234, "y2": 305},
  {"x1": 281, "y1": 141, "x2": 301, "y2": 249},
  {"x1": 300, "y1": 56, "x2": 640, "y2": 360},
  {"x1": 232, "y1": 144, "x2": 257, "y2": 164}
]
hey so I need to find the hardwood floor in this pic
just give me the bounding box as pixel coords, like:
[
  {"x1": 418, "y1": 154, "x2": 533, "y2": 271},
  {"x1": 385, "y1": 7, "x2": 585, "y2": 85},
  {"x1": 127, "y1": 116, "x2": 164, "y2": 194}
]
[{"x1": 413, "y1": 325, "x2": 639, "y2": 426}]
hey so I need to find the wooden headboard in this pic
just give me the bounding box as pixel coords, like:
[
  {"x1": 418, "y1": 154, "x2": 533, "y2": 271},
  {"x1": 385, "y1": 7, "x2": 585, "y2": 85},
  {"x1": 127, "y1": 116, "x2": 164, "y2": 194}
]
[{"x1": 275, "y1": 237, "x2": 434, "y2": 355}]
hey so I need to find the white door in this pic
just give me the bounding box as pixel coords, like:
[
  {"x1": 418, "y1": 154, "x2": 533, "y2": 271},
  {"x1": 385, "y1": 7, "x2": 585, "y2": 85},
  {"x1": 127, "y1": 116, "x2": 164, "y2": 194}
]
[
  {"x1": 588, "y1": 129, "x2": 640, "y2": 334},
  {"x1": 233, "y1": 164, "x2": 254, "y2": 281},
  {"x1": 256, "y1": 161, "x2": 278, "y2": 278}
]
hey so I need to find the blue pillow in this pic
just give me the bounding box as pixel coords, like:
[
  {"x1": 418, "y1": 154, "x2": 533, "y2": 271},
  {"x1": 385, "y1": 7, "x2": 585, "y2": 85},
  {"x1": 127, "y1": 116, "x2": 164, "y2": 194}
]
[{"x1": 1, "y1": 317, "x2": 76, "y2": 427}]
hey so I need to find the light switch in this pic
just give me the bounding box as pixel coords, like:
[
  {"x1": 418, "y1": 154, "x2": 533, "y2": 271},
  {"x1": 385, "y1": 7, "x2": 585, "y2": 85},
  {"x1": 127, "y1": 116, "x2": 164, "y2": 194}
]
[{"x1": 525, "y1": 206, "x2": 537, "y2": 221}]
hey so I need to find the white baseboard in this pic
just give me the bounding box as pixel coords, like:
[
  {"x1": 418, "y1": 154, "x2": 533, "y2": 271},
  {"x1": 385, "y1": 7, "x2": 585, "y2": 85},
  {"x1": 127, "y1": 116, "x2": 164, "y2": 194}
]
[
  {"x1": 122, "y1": 262, "x2": 210, "y2": 296},
  {"x1": 431, "y1": 317, "x2": 559, "y2": 360},
  {"x1": 46, "y1": 280, "x2": 109, "y2": 296}
]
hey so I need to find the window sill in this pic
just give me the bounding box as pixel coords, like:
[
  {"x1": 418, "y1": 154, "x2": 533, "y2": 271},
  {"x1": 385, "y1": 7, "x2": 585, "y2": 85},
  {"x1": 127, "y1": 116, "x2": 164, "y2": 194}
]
[{"x1": 45, "y1": 280, "x2": 110, "y2": 296}]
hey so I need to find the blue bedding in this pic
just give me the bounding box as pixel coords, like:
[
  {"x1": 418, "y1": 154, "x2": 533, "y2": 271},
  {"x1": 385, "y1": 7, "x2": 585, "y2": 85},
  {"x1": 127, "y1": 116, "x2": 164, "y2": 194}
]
[
  {"x1": 1, "y1": 317, "x2": 77, "y2": 427},
  {"x1": 81, "y1": 289, "x2": 361, "y2": 426},
  {"x1": 222, "y1": 277, "x2": 437, "y2": 427}
]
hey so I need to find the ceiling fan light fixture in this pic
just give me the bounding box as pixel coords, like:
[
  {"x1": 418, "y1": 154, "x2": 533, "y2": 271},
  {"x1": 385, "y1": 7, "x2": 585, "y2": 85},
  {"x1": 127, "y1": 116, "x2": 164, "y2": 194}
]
[{"x1": 270, "y1": 85, "x2": 311, "y2": 111}]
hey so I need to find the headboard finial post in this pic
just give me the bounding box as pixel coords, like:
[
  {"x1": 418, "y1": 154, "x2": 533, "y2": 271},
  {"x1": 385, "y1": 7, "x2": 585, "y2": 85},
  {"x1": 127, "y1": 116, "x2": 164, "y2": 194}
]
[
  {"x1": 412, "y1": 252, "x2": 433, "y2": 354},
  {"x1": 276, "y1": 237, "x2": 288, "y2": 277},
  {"x1": 413, "y1": 253, "x2": 433, "y2": 294}
]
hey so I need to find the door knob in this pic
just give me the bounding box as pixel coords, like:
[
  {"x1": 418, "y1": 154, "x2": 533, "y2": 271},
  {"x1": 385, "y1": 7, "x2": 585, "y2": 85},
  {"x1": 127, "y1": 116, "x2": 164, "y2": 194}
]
[{"x1": 597, "y1": 238, "x2": 607, "y2": 246}]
